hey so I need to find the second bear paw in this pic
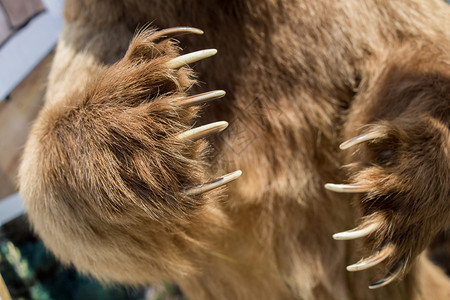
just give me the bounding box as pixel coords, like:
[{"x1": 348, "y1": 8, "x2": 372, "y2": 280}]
[{"x1": 326, "y1": 118, "x2": 449, "y2": 288}]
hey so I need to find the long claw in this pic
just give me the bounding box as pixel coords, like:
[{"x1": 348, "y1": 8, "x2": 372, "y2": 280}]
[
  {"x1": 185, "y1": 170, "x2": 243, "y2": 196},
  {"x1": 324, "y1": 183, "x2": 368, "y2": 193},
  {"x1": 347, "y1": 246, "x2": 394, "y2": 271},
  {"x1": 339, "y1": 132, "x2": 384, "y2": 150},
  {"x1": 167, "y1": 49, "x2": 217, "y2": 69},
  {"x1": 177, "y1": 121, "x2": 228, "y2": 141},
  {"x1": 173, "y1": 90, "x2": 226, "y2": 107},
  {"x1": 369, "y1": 263, "x2": 404, "y2": 289},
  {"x1": 333, "y1": 223, "x2": 378, "y2": 240},
  {"x1": 150, "y1": 27, "x2": 204, "y2": 43}
]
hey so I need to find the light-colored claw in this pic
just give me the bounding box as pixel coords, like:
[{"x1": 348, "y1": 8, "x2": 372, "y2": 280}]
[
  {"x1": 151, "y1": 27, "x2": 204, "y2": 43},
  {"x1": 369, "y1": 263, "x2": 404, "y2": 289},
  {"x1": 333, "y1": 223, "x2": 378, "y2": 240},
  {"x1": 347, "y1": 246, "x2": 394, "y2": 271},
  {"x1": 185, "y1": 170, "x2": 243, "y2": 196},
  {"x1": 174, "y1": 90, "x2": 226, "y2": 107},
  {"x1": 339, "y1": 132, "x2": 384, "y2": 150},
  {"x1": 167, "y1": 49, "x2": 217, "y2": 69},
  {"x1": 177, "y1": 121, "x2": 228, "y2": 141},
  {"x1": 324, "y1": 183, "x2": 368, "y2": 193}
]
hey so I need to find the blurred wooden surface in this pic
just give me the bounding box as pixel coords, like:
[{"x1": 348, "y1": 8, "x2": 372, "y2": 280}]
[{"x1": 0, "y1": 52, "x2": 53, "y2": 200}]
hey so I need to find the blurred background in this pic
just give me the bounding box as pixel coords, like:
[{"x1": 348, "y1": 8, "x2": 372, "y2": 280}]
[{"x1": 0, "y1": 0, "x2": 448, "y2": 299}]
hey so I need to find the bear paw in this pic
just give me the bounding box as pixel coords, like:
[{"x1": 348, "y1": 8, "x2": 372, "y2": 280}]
[
  {"x1": 38, "y1": 27, "x2": 242, "y2": 221},
  {"x1": 116, "y1": 27, "x2": 243, "y2": 202},
  {"x1": 325, "y1": 118, "x2": 449, "y2": 289}
]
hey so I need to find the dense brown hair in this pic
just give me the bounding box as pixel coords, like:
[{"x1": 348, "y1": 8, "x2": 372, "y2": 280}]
[{"x1": 19, "y1": 0, "x2": 450, "y2": 299}]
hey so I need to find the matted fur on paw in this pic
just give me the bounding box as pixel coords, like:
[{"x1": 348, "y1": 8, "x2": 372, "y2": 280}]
[{"x1": 19, "y1": 27, "x2": 243, "y2": 282}]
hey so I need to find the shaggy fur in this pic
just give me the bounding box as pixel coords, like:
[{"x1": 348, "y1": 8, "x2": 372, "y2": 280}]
[{"x1": 19, "y1": 0, "x2": 450, "y2": 299}]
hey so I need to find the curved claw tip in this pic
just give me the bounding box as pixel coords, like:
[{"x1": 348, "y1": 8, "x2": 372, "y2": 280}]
[
  {"x1": 346, "y1": 246, "x2": 393, "y2": 272},
  {"x1": 158, "y1": 27, "x2": 204, "y2": 36},
  {"x1": 324, "y1": 183, "x2": 368, "y2": 193},
  {"x1": 150, "y1": 27, "x2": 204, "y2": 43},
  {"x1": 339, "y1": 132, "x2": 384, "y2": 150},
  {"x1": 167, "y1": 49, "x2": 217, "y2": 69},
  {"x1": 185, "y1": 170, "x2": 242, "y2": 196},
  {"x1": 180, "y1": 27, "x2": 204, "y2": 35},
  {"x1": 174, "y1": 90, "x2": 226, "y2": 107},
  {"x1": 369, "y1": 263, "x2": 404, "y2": 289},
  {"x1": 177, "y1": 121, "x2": 228, "y2": 141},
  {"x1": 230, "y1": 170, "x2": 243, "y2": 179},
  {"x1": 332, "y1": 223, "x2": 378, "y2": 240}
]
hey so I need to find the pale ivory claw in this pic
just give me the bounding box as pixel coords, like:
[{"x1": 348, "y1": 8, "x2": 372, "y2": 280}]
[
  {"x1": 177, "y1": 121, "x2": 228, "y2": 141},
  {"x1": 346, "y1": 246, "x2": 394, "y2": 271},
  {"x1": 151, "y1": 27, "x2": 204, "y2": 43},
  {"x1": 185, "y1": 170, "x2": 243, "y2": 196},
  {"x1": 174, "y1": 90, "x2": 226, "y2": 107},
  {"x1": 369, "y1": 263, "x2": 404, "y2": 289},
  {"x1": 167, "y1": 49, "x2": 217, "y2": 69},
  {"x1": 339, "y1": 131, "x2": 384, "y2": 150},
  {"x1": 324, "y1": 183, "x2": 368, "y2": 193},
  {"x1": 332, "y1": 223, "x2": 378, "y2": 240}
]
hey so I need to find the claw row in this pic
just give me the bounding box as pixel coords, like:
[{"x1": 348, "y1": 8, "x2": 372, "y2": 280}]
[
  {"x1": 324, "y1": 132, "x2": 402, "y2": 288},
  {"x1": 151, "y1": 28, "x2": 242, "y2": 196}
]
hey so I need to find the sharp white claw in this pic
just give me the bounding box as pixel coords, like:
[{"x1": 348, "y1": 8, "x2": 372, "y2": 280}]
[
  {"x1": 174, "y1": 90, "x2": 226, "y2": 107},
  {"x1": 185, "y1": 170, "x2": 243, "y2": 196},
  {"x1": 333, "y1": 223, "x2": 378, "y2": 240},
  {"x1": 167, "y1": 49, "x2": 217, "y2": 69},
  {"x1": 177, "y1": 121, "x2": 228, "y2": 141},
  {"x1": 151, "y1": 27, "x2": 204, "y2": 43},
  {"x1": 339, "y1": 132, "x2": 384, "y2": 150},
  {"x1": 324, "y1": 183, "x2": 368, "y2": 193},
  {"x1": 369, "y1": 263, "x2": 404, "y2": 289},
  {"x1": 347, "y1": 246, "x2": 394, "y2": 271}
]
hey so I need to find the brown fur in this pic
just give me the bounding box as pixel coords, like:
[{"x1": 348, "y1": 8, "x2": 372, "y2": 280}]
[{"x1": 18, "y1": 0, "x2": 450, "y2": 299}]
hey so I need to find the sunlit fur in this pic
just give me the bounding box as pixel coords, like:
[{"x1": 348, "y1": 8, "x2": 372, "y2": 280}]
[{"x1": 19, "y1": 1, "x2": 450, "y2": 299}]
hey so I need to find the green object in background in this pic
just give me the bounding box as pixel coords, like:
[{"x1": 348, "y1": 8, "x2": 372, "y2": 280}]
[
  {"x1": 0, "y1": 240, "x2": 51, "y2": 299},
  {"x1": 0, "y1": 216, "x2": 147, "y2": 300}
]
